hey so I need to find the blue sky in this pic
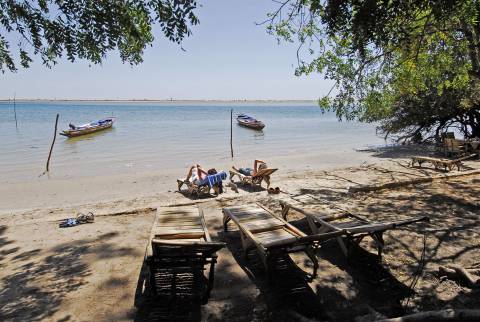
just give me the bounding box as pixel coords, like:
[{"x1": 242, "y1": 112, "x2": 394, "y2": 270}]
[{"x1": 0, "y1": 0, "x2": 331, "y2": 100}]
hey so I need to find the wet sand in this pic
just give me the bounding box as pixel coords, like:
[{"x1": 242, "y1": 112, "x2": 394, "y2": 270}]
[{"x1": 1, "y1": 146, "x2": 480, "y2": 321}]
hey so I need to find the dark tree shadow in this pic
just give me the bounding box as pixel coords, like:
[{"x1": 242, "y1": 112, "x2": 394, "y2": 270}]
[
  {"x1": 218, "y1": 229, "x2": 328, "y2": 321},
  {"x1": 274, "y1": 175, "x2": 480, "y2": 320},
  {"x1": 0, "y1": 231, "x2": 138, "y2": 322}
]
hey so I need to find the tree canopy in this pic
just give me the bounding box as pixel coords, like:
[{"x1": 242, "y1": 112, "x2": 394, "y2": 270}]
[
  {"x1": 267, "y1": 0, "x2": 480, "y2": 140},
  {"x1": 0, "y1": 0, "x2": 198, "y2": 72}
]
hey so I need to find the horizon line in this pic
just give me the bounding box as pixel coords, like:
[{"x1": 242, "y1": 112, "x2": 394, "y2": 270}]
[{"x1": 0, "y1": 98, "x2": 317, "y2": 103}]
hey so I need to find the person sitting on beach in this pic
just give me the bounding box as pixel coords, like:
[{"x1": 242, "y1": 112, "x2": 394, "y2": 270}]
[
  {"x1": 234, "y1": 159, "x2": 268, "y2": 176},
  {"x1": 178, "y1": 164, "x2": 225, "y2": 194}
]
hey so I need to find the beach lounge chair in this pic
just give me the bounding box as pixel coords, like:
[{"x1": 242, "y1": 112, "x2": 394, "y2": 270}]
[
  {"x1": 222, "y1": 203, "x2": 344, "y2": 278},
  {"x1": 279, "y1": 201, "x2": 429, "y2": 258},
  {"x1": 229, "y1": 167, "x2": 278, "y2": 189},
  {"x1": 177, "y1": 171, "x2": 227, "y2": 198},
  {"x1": 145, "y1": 207, "x2": 225, "y2": 303},
  {"x1": 410, "y1": 155, "x2": 464, "y2": 171}
]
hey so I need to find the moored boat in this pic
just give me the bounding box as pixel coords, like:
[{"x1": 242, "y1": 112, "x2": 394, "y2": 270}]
[
  {"x1": 60, "y1": 117, "x2": 116, "y2": 138},
  {"x1": 236, "y1": 114, "x2": 265, "y2": 130}
]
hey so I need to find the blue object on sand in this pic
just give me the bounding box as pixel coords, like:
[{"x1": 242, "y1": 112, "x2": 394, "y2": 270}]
[
  {"x1": 207, "y1": 171, "x2": 227, "y2": 188},
  {"x1": 59, "y1": 218, "x2": 78, "y2": 228}
]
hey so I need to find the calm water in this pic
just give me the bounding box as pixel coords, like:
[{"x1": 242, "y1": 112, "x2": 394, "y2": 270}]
[{"x1": 0, "y1": 102, "x2": 386, "y2": 181}]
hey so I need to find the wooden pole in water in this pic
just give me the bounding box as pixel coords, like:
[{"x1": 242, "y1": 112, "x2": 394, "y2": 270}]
[
  {"x1": 46, "y1": 114, "x2": 59, "y2": 172},
  {"x1": 230, "y1": 109, "x2": 234, "y2": 158},
  {"x1": 13, "y1": 93, "x2": 18, "y2": 129}
]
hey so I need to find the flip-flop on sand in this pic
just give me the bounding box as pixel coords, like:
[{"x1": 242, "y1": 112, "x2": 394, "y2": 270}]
[{"x1": 59, "y1": 212, "x2": 94, "y2": 228}]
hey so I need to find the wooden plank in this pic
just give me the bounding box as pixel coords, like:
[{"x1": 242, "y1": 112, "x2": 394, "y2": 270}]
[
  {"x1": 256, "y1": 203, "x2": 307, "y2": 237},
  {"x1": 253, "y1": 228, "x2": 295, "y2": 247},
  {"x1": 146, "y1": 206, "x2": 207, "y2": 258},
  {"x1": 154, "y1": 232, "x2": 205, "y2": 240},
  {"x1": 241, "y1": 217, "x2": 284, "y2": 232}
]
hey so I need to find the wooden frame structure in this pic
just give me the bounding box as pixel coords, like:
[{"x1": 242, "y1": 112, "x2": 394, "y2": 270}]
[
  {"x1": 229, "y1": 167, "x2": 278, "y2": 189},
  {"x1": 279, "y1": 201, "x2": 429, "y2": 258},
  {"x1": 443, "y1": 138, "x2": 466, "y2": 157},
  {"x1": 145, "y1": 207, "x2": 225, "y2": 303},
  {"x1": 222, "y1": 204, "x2": 344, "y2": 278}
]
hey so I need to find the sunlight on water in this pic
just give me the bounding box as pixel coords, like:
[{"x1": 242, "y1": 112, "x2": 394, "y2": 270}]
[{"x1": 0, "y1": 101, "x2": 386, "y2": 181}]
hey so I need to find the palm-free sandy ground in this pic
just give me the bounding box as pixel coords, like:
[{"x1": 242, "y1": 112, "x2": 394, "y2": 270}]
[{"x1": 1, "y1": 145, "x2": 479, "y2": 321}]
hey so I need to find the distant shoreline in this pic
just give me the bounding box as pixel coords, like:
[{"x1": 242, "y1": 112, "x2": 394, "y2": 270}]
[{"x1": 0, "y1": 98, "x2": 317, "y2": 104}]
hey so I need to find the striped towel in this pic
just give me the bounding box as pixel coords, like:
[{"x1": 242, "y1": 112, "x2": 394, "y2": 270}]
[{"x1": 207, "y1": 171, "x2": 227, "y2": 188}]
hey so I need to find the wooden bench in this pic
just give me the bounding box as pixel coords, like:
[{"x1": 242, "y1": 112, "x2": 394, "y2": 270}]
[
  {"x1": 222, "y1": 203, "x2": 344, "y2": 278},
  {"x1": 145, "y1": 207, "x2": 225, "y2": 303},
  {"x1": 411, "y1": 154, "x2": 477, "y2": 171}
]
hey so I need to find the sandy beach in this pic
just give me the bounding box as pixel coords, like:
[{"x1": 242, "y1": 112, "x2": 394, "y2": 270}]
[{"x1": 1, "y1": 145, "x2": 480, "y2": 321}]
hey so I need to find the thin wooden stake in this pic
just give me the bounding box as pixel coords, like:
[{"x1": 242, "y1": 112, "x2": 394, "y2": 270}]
[
  {"x1": 46, "y1": 114, "x2": 59, "y2": 172},
  {"x1": 13, "y1": 93, "x2": 18, "y2": 129},
  {"x1": 230, "y1": 109, "x2": 234, "y2": 158}
]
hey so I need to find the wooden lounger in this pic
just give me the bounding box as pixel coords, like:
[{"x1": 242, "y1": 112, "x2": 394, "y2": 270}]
[
  {"x1": 145, "y1": 207, "x2": 225, "y2": 303},
  {"x1": 222, "y1": 203, "x2": 344, "y2": 278},
  {"x1": 229, "y1": 167, "x2": 278, "y2": 189},
  {"x1": 410, "y1": 156, "x2": 460, "y2": 171},
  {"x1": 279, "y1": 201, "x2": 429, "y2": 258}
]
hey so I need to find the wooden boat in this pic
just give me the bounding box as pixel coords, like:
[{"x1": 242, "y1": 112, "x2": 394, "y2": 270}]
[
  {"x1": 60, "y1": 117, "x2": 116, "y2": 138},
  {"x1": 236, "y1": 114, "x2": 265, "y2": 130}
]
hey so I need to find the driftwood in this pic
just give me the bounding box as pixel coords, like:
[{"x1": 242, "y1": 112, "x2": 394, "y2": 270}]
[
  {"x1": 438, "y1": 265, "x2": 480, "y2": 288},
  {"x1": 377, "y1": 309, "x2": 480, "y2": 321},
  {"x1": 100, "y1": 207, "x2": 157, "y2": 217},
  {"x1": 349, "y1": 169, "x2": 480, "y2": 193}
]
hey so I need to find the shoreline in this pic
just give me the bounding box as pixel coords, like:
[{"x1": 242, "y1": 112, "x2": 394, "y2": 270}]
[{"x1": 0, "y1": 148, "x2": 384, "y2": 214}]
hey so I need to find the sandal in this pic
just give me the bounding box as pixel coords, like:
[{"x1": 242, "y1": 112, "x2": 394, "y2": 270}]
[
  {"x1": 274, "y1": 187, "x2": 281, "y2": 194},
  {"x1": 76, "y1": 212, "x2": 94, "y2": 224},
  {"x1": 268, "y1": 187, "x2": 275, "y2": 194}
]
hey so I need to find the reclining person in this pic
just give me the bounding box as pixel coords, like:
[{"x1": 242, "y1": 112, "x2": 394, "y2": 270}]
[
  {"x1": 178, "y1": 164, "x2": 226, "y2": 194},
  {"x1": 233, "y1": 159, "x2": 268, "y2": 176}
]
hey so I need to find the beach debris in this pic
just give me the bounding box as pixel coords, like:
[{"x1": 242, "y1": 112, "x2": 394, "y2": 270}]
[{"x1": 438, "y1": 265, "x2": 480, "y2": 288}]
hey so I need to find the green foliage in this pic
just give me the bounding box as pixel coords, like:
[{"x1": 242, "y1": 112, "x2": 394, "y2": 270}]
[
  {"x1": 268, "y1": 0, "x2": 480, "y2": 140},
  {"x1": 0, "y1": 0, "x2": 198, "y2": 72}
]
